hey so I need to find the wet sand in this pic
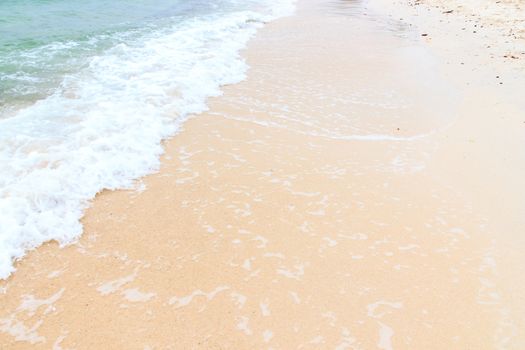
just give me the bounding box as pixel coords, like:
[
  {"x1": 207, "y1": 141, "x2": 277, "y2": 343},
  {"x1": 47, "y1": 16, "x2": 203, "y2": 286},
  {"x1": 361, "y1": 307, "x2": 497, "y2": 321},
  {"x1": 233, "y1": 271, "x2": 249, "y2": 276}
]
[{"x1": 1, "y1": 0, "x2": 525, "y2": 348}]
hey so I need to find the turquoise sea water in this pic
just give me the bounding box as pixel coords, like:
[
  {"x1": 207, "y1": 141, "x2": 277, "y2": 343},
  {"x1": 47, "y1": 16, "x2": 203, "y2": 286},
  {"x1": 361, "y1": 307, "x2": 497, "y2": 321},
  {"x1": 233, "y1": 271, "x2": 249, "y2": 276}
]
[
  {"x1": 0, "y1": 0, "x2": 267, "y2": 111},
  {"x1": 0, "y1": 0, "x2": 293, "y2": 278}
]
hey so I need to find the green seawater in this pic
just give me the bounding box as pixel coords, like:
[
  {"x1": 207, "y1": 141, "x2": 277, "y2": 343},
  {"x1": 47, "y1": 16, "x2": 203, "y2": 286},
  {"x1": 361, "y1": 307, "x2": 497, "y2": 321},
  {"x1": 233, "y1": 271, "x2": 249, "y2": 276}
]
[{"x1": 0, "y1": 0, "x2": 237, "y2": 112}]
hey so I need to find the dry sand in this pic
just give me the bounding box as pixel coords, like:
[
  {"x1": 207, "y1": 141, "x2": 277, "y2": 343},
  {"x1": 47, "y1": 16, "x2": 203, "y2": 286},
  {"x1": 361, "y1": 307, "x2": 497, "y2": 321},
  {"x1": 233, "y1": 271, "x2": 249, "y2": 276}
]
[{"x1": 1, "y1": 0, "x2": 525, "y2": 348}]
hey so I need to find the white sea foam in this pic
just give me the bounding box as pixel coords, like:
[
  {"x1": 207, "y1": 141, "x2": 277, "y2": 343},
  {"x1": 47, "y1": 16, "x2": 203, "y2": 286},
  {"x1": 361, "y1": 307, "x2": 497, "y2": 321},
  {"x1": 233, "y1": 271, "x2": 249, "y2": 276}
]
[{"x1": 0, "y1": 1, "x2": 295, "y2": 279}]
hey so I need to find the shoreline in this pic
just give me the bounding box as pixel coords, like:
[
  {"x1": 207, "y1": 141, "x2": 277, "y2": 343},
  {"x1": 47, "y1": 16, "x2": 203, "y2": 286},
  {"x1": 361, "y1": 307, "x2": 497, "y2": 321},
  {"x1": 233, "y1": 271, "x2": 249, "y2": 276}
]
[
  {"x1": 2, "y1": 0, "x2": 525, "y2": 348},
  {"x1": 0, "y1": 1, "x2": 292, "y2": 280}
]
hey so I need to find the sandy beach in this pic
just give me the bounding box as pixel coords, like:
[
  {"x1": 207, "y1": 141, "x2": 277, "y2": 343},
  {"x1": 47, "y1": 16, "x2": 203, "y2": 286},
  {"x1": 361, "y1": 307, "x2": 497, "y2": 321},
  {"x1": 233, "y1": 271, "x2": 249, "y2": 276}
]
[{"x1": 1, "y1": 0, "x2": 525, "y2": 348}]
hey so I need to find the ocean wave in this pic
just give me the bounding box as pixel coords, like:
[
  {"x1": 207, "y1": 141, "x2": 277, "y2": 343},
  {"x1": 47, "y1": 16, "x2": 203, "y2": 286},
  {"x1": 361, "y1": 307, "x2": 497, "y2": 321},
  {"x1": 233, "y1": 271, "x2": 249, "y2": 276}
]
[{"x1": 0, "y1": 1, "x2": 295, "y2": 279}]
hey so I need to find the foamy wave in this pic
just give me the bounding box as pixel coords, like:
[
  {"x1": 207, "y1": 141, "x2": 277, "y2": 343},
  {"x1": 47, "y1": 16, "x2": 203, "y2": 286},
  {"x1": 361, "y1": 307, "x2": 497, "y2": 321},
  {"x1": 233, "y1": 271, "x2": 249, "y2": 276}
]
[{"x1": 0, "y1": 2, "x2": 295, "y2": 279}]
